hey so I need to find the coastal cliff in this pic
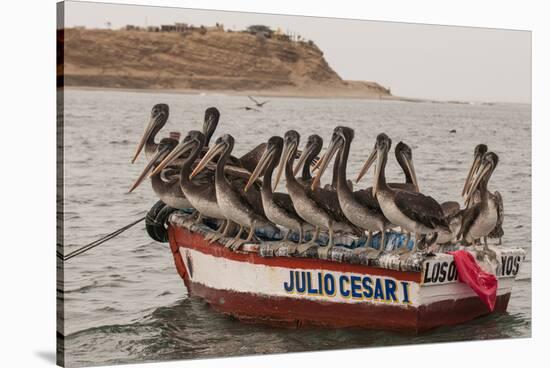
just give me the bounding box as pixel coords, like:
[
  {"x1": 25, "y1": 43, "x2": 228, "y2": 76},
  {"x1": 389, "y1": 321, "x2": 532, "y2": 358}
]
[{"x1": 60, "y1": 28, "x2": 391, "y2": 98}]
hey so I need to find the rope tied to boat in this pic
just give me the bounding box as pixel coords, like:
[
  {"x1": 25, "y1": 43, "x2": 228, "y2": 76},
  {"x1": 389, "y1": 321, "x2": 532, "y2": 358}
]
[
  {"x1": 58, "y1": 200, "x2": 176, "y2": 261},
  {"x1": 58, "y1": 217, "x2": 145, "y2": 261}
]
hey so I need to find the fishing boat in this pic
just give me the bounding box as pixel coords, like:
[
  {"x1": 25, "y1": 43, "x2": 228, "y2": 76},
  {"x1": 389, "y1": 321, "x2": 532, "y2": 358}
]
[{"x1": 159, "y1": 210, "x2": 525, "y2": 333}]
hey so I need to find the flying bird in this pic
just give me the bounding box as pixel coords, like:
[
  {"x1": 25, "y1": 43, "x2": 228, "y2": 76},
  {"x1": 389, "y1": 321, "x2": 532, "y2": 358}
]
[{"x1": 248, "y1": 95, "x2": 270, "y2": 107}]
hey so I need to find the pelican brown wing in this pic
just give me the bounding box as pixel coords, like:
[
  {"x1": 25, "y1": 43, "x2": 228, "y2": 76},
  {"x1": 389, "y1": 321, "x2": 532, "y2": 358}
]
[
  {"x1": 394, "y1": 191, "x2": 450, "y2": 231},
  {"x1": 272, "y1": 192, "x2": 300, "y2": 219},
  {"x1": 239, "y1": 143, "x2": 267, "y2": 173},
  {"x1": 457, "y1": 203, "x2": 482, "y2": 239}
]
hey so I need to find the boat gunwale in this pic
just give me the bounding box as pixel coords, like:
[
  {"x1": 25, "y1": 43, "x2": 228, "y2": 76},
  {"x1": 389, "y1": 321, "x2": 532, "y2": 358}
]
[{"x1": 170, "y1": 225, "x2": 424, "y2": 283}]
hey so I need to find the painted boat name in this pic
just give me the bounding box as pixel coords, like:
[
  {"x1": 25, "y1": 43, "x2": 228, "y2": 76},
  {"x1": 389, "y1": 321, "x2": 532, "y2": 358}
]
[
  {"x1": 423, "y1": 255, "x2": 523, "y2": 284},
  {"x1": 283, "y1": 270, "x2": 411, "y2": 304}
]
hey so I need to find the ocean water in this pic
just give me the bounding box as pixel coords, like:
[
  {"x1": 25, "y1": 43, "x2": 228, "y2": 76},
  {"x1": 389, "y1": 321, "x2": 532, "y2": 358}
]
[{"x1": 59, "y1": 89, "x2": 531, "y2": 367}]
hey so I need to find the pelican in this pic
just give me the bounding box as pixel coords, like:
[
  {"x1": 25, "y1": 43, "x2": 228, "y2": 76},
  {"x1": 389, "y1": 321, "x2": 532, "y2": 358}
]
[
  {"x1": 131, "y1": 104, "x2": 169, "y2": 163},
  {"x1": 148, "y1": 130, "x2": 217, "y2": 228},
  {"x1": 359, "y1": 133, "x2": 450, "y2": 254},
  {"x1": 460, "y1": 152, "x2": 500, "y2": 258},
  {"x1": 393, "y1": 142, "x2": 420, "y2": 192},
  {"x1": 190, "y1": 134, "x2": 276, "y2": 250},
  {"x1": 462, "y1": 144, "x2": 504, "y2": 244},
  {"x1": 462, "y1": 144, "x2": 488, "y2": 205},
  {"x1": 274, "y1": 130, "x2": 360, "y2": 257},
  {"x1": 353, "y1": 141, "x2": 419, "y2": 195},
  {"x1": 149, "y1": 130, "x2": 256, "y2": 242},
  {"x1": 244, "y1": 136, "x2": 313, "y2": 244},
  {"x1": 312, "y1": 126, "x2": 392, "y2": 255},
  {"x1": 128, "y1": 132, "x2": 192, "y2": 209},
  {"x1": 202, "y1": 106, "x2": 266, "y2": 172},
  {"x1": 131, "y1": 104, "x2": 265, "y2": 173},
  {"x1": 202, "y1": 107, "x2": 219, "y2": 147},
  {"x1": 293, "y1": 134, "x2": 323, "y2": 187}
]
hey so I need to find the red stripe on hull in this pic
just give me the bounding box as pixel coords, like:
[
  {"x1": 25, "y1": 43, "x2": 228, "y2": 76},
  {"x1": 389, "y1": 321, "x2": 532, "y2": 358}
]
[
  {"x1": 170, "y1": 226, "x2": 421, "y2": 283},
  {"x1": 185, "y1": 279, "x2": 511, "y2": 332}
]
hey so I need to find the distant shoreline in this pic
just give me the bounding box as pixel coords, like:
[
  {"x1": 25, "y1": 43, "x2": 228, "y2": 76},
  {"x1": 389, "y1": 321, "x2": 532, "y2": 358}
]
[
  {"x1": 62, "y1": 86, "x2": 529, "y2": 106},
  {"x1": 62, "y1": 85, "x2": 401, "y2": 101}
]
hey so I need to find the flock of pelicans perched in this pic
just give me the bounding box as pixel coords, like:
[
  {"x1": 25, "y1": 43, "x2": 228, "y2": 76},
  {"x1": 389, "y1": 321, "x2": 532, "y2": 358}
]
[{"x1": 129, "y1": 104, "x2": 503, "y2": 260}]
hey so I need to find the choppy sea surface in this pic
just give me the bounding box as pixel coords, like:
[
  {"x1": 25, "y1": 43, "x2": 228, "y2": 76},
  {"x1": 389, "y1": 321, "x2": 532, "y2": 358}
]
[{"x1": 60, "y1": 89, "x2": 531, "y2": 367}]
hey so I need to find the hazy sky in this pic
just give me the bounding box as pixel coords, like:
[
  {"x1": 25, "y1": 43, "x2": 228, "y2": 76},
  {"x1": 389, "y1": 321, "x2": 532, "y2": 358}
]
[{"x1": 63, "y1": 1, "x2": 531, "y2": 103}]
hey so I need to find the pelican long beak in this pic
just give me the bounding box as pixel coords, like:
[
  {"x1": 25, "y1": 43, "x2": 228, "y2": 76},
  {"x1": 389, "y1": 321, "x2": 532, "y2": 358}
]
[
  {"x1": 311, "y1": 139, "x2": 340, "y2": 191},
  {"x1": 464, "y1": 161, "x2": 492, "y2": 203},
  {"x1": 402, "y1": 152, "x2": 420, "y2": 192},
  {"x1": 128, "y1": 147, "x2": 168, "y2": 193},
  {"x1": 462, "y1": 155, "x2": 482, "y2": 198},
  {"x1": 190, "y1": 142, "x2": 225, "y2": 179},
  {"x1": 149, "y1": 140, "x2": 195, "y2": 177},
  {"x1": 310, "y1": 152, "x2": 325, "y2": 173},
  {"x1": 293, "y1": 144, "x2": 315, "y2": 176},
  {"x1": 132, "y1": 115, "x2": 160, "y2": 164},
  {"x1": 356, "y1": 148, "x2": 377, "y2": 183},
  {"x1": 372, "y1": 147, "x2": 384, "y2": 197},
  {"x1": 244, "y1": 147, "x2": 275, "y2": 192},
  {"x1": 274, "y1": 141, "x2": 295, "y2": 191}
]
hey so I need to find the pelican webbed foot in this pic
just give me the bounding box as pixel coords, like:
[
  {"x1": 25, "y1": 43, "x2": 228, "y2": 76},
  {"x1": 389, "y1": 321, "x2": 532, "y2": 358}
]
[
  {"x1": 476, "y1": 241, "x2": 497, "y2": 261},
  {"x1": 399, "y1": 233, "x2": 422, "y2": 260},
  {"x1": 355, "y1": 231, "x2": 383, "y2": 260},
  {"x1": 296, "y1": 239, "x2": 318, "y2": 255},
  {"x1": 296, "y1": 227, "x2": 320, "y2": 255},
  {"x1": 317, "y1": 227, "x2": 337, "y2": 259},
  {"x1": 269, "y1": 240, "x2": 297, "y2": 255},
  {"x1": 354, "y1": 246, "x2": 382, "y2": 261},
  {"x1": 317, "y1": 246, "x2": 332, "y2": 259},
  {"x1": 228, "y1": 238, "x2": 246, "y2": 251},
  {"x1": 229, "y1": 225, "x2": 259, "y2": 251},
  {"x1": 225, "y1": 225, "x2": 244, "y2": 249},
  {"x1": 205, "y1": 220, "x2": 228, "y2": 244}
]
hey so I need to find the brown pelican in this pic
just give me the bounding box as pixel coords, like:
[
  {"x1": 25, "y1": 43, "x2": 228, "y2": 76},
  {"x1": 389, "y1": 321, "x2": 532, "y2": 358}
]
[
  {"x1": 203, "y1": 106, "x2": 265, "y2": 172},
  {"x1": 244, "y1": 136, "x2": 313, "y2": 243},
  {"x1": 128, "y1": 132, "x2": 192, "y2": 209},
  {"x1": 190, "y1": 134, "x2": 276, "y2": 250},
  {"x1": 462, "y1": 144, "x2": 504, "y2": 244},
  {"x1": 149, "y1": 130, "x2": 253, "y2": 242},
  {"x1": 359, "y1": 133, "x2": 450, "y2": 253},
  {"x1": 462, "y1": 144, "x2": 488, "y2": 200},
  {"x1": 393, "y1": 142, "x2": 420, "y2": 192},
  {"x1": 293, "y1": 134, "x2": 324, "y2": 187},
  {"x1": 300, "y1": 135, "x2": 352, "y2": 191},
  {"x1": 460, "y1": 152, "x2": 500, "y2": 258},
  {"x1": 312, "y1": 126, "x2": 391, "y2": 255},
  {"x1": 131, "y1": 105, "x2": 219, "y2": 164},
  {"x1": 274, "y1": 130, "x2": 360, "y2": 256},
  {"x1": 352, "y1": 141, "x2": 420, "y2": 194},
  {"x1": 131, "y1": 104, "x2": 264, "y2": 173},
  {"x1": 201, "y1": 107, "x2": 268, "y2": 173},
  {"x1": 341, "y1": 139, "x2": 422, "y2": 251},
  {"x1": 131, "y1": 103, "x2": 169, "y2": 163}
]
